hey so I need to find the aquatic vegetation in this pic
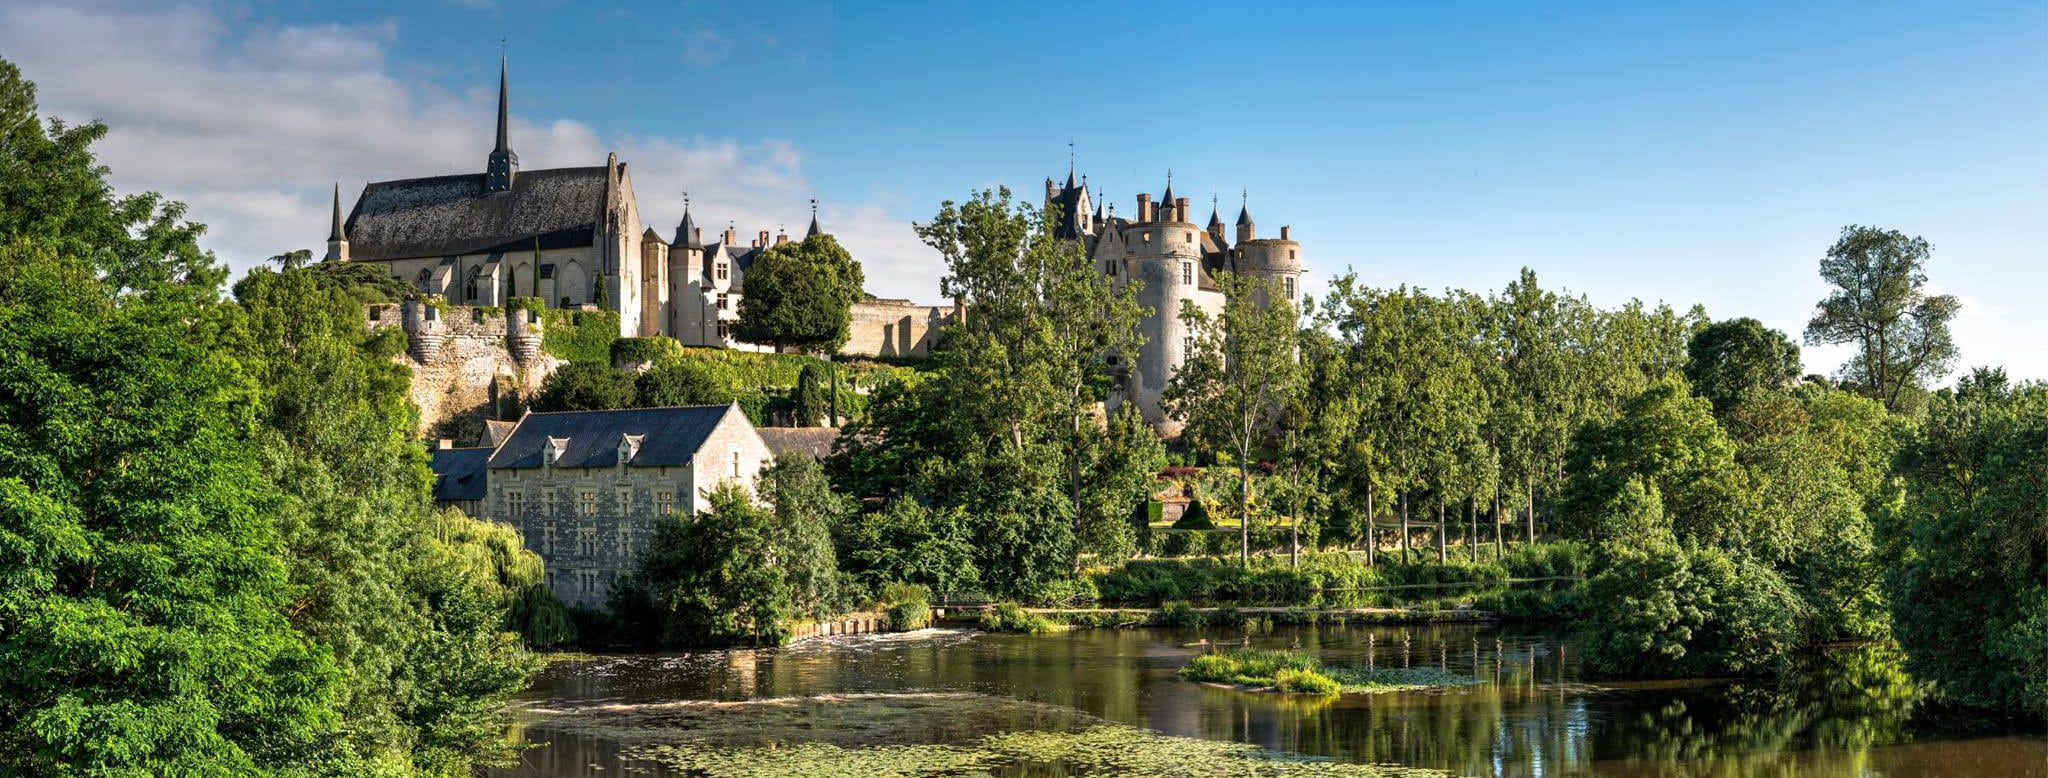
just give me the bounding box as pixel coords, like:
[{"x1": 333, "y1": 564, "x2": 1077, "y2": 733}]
[
  {"x1": 980, "y1": 602, "x2": 1064, "y2": 633},
  {"x1": 1179, "y1": 648, "x2": 1482, "y2": 695},
  {"x1": 525, "y1": 691, "x2": 1451, "y2": 777},
  {"x1": 639, "y1": 722, "x2": 1455, "y2": 777}
]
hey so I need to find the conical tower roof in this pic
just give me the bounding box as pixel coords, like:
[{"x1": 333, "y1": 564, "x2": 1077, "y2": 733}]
[
  {"x1": 328, "y1": 183, "x2": 346, "y2": 242},
  {"x1": 671, "y1": 195, "x2": 703, "y2": 249}
]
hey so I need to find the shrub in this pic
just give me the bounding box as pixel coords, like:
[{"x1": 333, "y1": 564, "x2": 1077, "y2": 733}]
[
  {"x1": 1156, "y1": 600, "x2": 1205, "y2": 627},
  {"x1": 539, "y1": 308, "x2": 619, "y2": 365},
  {"x1": 979, "y1": 602, "x2": 1060, "y2": 634},
  {"x1": 1172, "y1": 499, "x2": 1215, "y2": 530},
  {"x1": 1028, "y1": 577, "x2": 1100, "y2": 607},
  {"x1": 1501, "y1": 540, "x2": 1594, "y2": 580},
  {"x1": 879, "y1": 582, "x2": 931, "y2": 631},
  {"x1": 1272, "y1": 668, "x2": 1342, "y2": 695},
  {"x1": 611, "y1": 336, "x2": 683, "y2": 368},
  {"x1": 1177, "y1": 648, "x2": 1322, "y2": 687},
  {"x1": 1579, "y1": 543, "x2": 1805, "y2": 678}
]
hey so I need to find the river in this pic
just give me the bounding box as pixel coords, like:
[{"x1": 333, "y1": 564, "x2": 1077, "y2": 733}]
[{"x1": 489, "y1": 622, "x2": 2047, "y2": 776}]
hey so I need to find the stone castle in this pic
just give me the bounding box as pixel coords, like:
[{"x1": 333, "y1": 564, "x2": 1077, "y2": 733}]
[
  {"x1": 332, "y1": 59, "x2": 1304, "y2": 435},
  {"x1": 1044, "y1": 170, "x2": 1304, "y2": 430}
]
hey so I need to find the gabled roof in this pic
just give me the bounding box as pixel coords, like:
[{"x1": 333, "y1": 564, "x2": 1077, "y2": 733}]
[
  {"x1": 484, "y1": 419, "x2": 519, "y2": 447},
  {"x1": 757, "y1": 427, "x2": 840, "y2": 460},
  {"x1": 343, "y1": 166, "x2": 608, "y2": 262},
  {"x1": 488, "y1": 405, "x2": 739, "y2": 470},
  {"x1": 430, "y1": 446, "x2": 493, "y2": 502}
]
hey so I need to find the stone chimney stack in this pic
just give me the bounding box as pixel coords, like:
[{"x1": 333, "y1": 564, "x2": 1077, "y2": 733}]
[
  {"x1": 724, "y1": 226, "x2": 738, "y2": 245},
  {"x1": 1175, "y1": 197, "x2": 1190, "y2": 224},
  {"x1": 775, "y1": 231, "x2": 789, "y2": 247},
  {"x1": 1137, "y1": 193, "x2": 1154, "y2": 223},
  {"x1": 1281, "y1": 225, "x2": 1292, "y2": 240}
]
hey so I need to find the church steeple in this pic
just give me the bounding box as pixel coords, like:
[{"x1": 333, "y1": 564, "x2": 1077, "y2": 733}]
[
  {"x1": 805, "y1": 198, "x2": 822, "y2": 238},
  {"x1": 485, "y1": 55, "x2": 518, "y2": 193},
  {"x1": 324, "y1": 183, "x2": 350, "y2": 262}
]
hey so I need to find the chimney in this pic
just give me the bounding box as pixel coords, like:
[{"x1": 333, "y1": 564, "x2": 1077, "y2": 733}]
[
  {"x1": 1176, "y1": 198, "x2": 1190, "y2": 223},
  {"x1": 756, "y1": 230, "x2": 769, "y2": 248},
  {"x1": 437, "y1": 439, "x2": 454, "y2": 450},
  {"x1": 775, "y1": 232, "x2": 789, "y2": 247},
  {"x1": 724, "y1": 227, "x2": 737, "y2": 245},
  {"x1": 1280, "y1": 225, "x2": 1292, "y2": 240},
  {"x1": 1137, "y1": 193, "x2": 1154, "y2": 223}
]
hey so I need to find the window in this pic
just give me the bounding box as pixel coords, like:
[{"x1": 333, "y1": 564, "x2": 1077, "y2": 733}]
[
  {"x1": 542, "y1": 521, "x2": 557, "y2": 553},
  {"x1": 415, "y1": 269, "x2": 432, "y2": 293},
  {"x1": 732, "y1": 451, "x2": 741, "y2": 478},
  {"x1": 716, "y1": 293, "x2": 729, "y2": 311},
  {"x1": 1181, "y1": 262, "x2": 1192, "y2": 285},
  {"x1": 506, "y1": 491, "x2": 524, "y2": 517},
  {"x1": 1283, "y1": 276, "x2": 1296, "y2": 299},
  {"x1": 656, "y1": 490, "x2": 675, "y2": 516},
  {"x1": 1143, "y1": 231, "x2": 1153, "y2": 243},
  {"x1": 616, "y1": 487, "x2": 633, "y2": 514},
  {"x1": 578, "y1": 524, "x2": 597, "y2": 556},
  {"x1": 717, "y1": 262, "x2": 728, "y2": 280},
  {"x1": 1185, "y1": 232, "x2": 1194, "y2": 244},
  {"x1": 465, "y1": 266, "x2": 481, "y2": 302},
  {"x1": 540, "y1": 264, "x2": 556, "y2": 280},
  {"x1": 543, "y1": 491, "x2": 557, "y2": 517},
  {"x1": 580, "y1": 491, "x2": 598, "y2": 517},
  {"x1": 1182, "y1": 337, "x2": 1193, "y2": 365},
  {"x1": 717, "y1": 321, "x2": 731, "y2": 341},
  {"x1": 615, "y1": 525, "x2": 632, "y2": 557},
  {"x1": 1289, "y1": 250, "x2": 1296, "y2": 260}
]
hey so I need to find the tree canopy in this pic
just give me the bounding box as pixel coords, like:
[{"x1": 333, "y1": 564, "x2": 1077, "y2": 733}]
[
  {"x1": 733, "y1": 233, "x2": 865, "y2": 354},
  {"x1": 1805, "y1": 225, "x2": 1959, "y2": 412}
]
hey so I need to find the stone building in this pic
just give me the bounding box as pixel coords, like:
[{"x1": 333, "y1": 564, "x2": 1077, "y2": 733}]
[
  {"x1": 426, "y1": 403, "x2": 774, "y2": 608},
  {"x1": 1045, "y1": 168, "x2": 1305, "y2": 433}
]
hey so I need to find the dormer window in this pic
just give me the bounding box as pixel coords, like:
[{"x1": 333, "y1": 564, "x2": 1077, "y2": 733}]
[
  {"x1": 618, "y1": 434, "x2": 643, "y2": 465},
  {"x1": 717, "y1": 262, "x2": 728, "y2": 280},
  {"x1": 543, "y1": 436, "x2": 570, "y2": 466}
]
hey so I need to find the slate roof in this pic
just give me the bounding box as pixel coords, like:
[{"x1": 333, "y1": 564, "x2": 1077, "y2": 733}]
[
  {"x1": 484, "y1": 418, "x2": 519, "y2": 448},
  {"x1": 429, "y1": 447, "x2": 493, "y2": 502},
  {"x1": 487, "y1": 405, "x2": 738, "y2": 470},
  {"x1": 757, "y1": 427, "x2": 840, "y2": 460},
  {"x1": 343, "y1": 166, "x2": 608, "y2": 262}
]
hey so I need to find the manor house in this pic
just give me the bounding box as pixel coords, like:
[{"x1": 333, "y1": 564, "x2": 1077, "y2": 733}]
[{"x1": 432, "y1": 404, "x2": 774, "y2": 608}]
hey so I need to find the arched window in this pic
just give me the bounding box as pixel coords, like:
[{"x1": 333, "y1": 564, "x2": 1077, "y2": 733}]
[
  {"x1": 465, "y1": 266, "x2": 482, "y2": 302},
  {"x1": 415, "y1": 268, "x2": 432, "y2": 293}
]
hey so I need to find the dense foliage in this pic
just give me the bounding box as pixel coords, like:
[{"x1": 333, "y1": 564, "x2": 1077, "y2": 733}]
[
  {"x1": 1804, "y1": 225, "x2": 1959, "y2": 413},
  {"x1": 1883, "y1": 374, "x2": 2048, "y2": 717},
  {"x1": 0, "y1": 57, "x2": 537, "y2": 775},
  {"x1": 733, "y1": 233, "x2": 866, "y2": 354}
]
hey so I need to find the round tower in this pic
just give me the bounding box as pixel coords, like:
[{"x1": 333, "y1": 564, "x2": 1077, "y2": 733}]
[
  {"x1": 1126, "y1": 207, "x2": 1208, "y2": 430},
  {"x1": 1235, "y1": 223, "x2": 1304, "y2": 308},
  {"x1": 402, "y1": 296, "x2": 449, "y2": 364}
]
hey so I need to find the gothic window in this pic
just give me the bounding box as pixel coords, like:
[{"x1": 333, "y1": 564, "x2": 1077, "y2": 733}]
[
  {"x1": 415, "y1": 268, "x2": 432, "y2": 293},
  {"x1": 1181, "y1": 262, "x2": 1192, "y2": 286},
  {"x1": 465, "y1": 266, "x2": 481, "y2": 302}
]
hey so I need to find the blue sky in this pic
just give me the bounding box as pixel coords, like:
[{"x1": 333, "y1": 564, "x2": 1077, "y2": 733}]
[{"x1": 3, "y1": 1, "x2": 2043, "y2": 378}]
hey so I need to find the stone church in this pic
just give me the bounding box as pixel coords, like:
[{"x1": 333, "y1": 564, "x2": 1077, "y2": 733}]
[{"x1": 323, "y1": 57, "x2": 846, "y2": 347}]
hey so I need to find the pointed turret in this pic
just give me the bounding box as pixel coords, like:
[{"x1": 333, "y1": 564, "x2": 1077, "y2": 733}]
[
  {"x1": 324, "y1": 183, "x2": 350, "y2": 262},
  {"x1": 1235, "y1": 190, "x2": 1255, "y2": 243},
  {"x1": 485, "y1": 56, "x2": 519, "y2": 193},
  {"x1": 671, "y1": 194, "x2": 703, "y2": 249},
  {"x1": 805, "y1": 198, "x2": 822, "y2": 238},
  {"x1": 1161, "y1": 171, "x2": 1175, "y2": 215}
]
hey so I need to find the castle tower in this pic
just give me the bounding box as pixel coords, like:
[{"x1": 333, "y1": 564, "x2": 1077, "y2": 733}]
[
  {"x1": 324, "y1": 183, "x2": 349, "y2": 262},
  {"x1": 1235, "y1": 213, "x2": 1304, "y2": 309},
  {"x1": 1235, "y1": 193, "x2": 1255, "y2": 243},
  {"x1": 666, "y1": 195, "x2": 706, "y2": 337},
  {"x1": 485, "y1": 56, "x2": 518, "y2": 193},
  {"x1": 1206, "y1": 196, "x2": 1226, "y2": 246},
  {"x1": 1127, "y1": 183, "x2": 1211, "y2": 431}
]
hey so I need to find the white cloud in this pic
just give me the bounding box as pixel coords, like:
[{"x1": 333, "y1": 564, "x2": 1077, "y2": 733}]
[{"x1": 0, "y1": 0, "x2": 947, "y2": 301}]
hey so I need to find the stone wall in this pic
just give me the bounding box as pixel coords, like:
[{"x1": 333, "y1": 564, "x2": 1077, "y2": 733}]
[
  {"x1": 843, "y1": 297, "x2": 953, "y2": 358},
  {"x1": 367, "y1": 300, "x2": 560, "y2": 444}
]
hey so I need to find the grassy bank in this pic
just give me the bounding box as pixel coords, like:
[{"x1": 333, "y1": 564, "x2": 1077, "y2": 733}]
[{"x1": 1179, "y1": 648, "x2": 1483, "y2": 696}]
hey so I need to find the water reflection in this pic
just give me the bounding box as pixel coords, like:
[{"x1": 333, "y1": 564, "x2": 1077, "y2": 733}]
[{"x1": 490, "y1": 624, "x2": 2048, "y2": 777}]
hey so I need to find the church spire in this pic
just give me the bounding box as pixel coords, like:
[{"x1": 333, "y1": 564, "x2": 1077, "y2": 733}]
[
  {"x1": 806, "y1": 198, "x2": 822, "y2": 238},
  {"x1": 325, "y1": 183, "x2": 350, "y2": 262},
  {"x1": 485, "y1": 53, "x2": 519, "y2": 193}
]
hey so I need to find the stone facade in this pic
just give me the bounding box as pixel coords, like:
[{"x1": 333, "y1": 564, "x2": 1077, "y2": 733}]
[
  {"x1": 366, "y1": 298, "x2": 558, "y2": 440},
  {"x1": 460, "y1": 404, "x2": 774, "y2": 608},
  {"x1": 843, "y1": 298, "x2": 953, "y2": 358}
]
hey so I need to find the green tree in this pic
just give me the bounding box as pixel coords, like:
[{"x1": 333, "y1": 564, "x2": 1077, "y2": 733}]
[
  {"x1": 1559, "y1": 376, "x2": 1744, "y2": 549},
  {"x1": 732, "y1": 233, "x2": 865, "y2": 354},
  {"x1": 1074, "y1": 404, "x2": 1168, "y2": 563},
  {"x1": 793, "y1": 361, "x2": 831, "y2": 427},
  {"x1": 1165, "y1": 272, "x2": 1303, "y2": 563},
  {"x1": 635, "y1": 359, "x2": 730, "y2": 407},
  {"x1": 1685, "y1": 317, "x2": 1802, "y2": 413},
  {"x1": 836, "y1": 499, "x2": 982, "y2": 598},
  {"x1": 0, "y1": 241, "x2": 344, "y2": 774},
  {"x1": 1885, "y1": 380, "x2": 2048, "y2": 717},
  {"x1": 641, "y1": 486, "x2": 791, "y2": 646},
  {"x1": 1580, "y1": 542, "x2": 1806, "y2": 678},
  {"x1": 1804, "y1": 225, "x2": 1960, "y2": 412},
  {"x1": 756, "y1": 455, "x2": 848, "y2": 620},
  {"x1": 531, "y1": 362, "x2": 638, "y2": 411}
]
